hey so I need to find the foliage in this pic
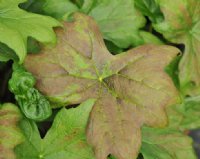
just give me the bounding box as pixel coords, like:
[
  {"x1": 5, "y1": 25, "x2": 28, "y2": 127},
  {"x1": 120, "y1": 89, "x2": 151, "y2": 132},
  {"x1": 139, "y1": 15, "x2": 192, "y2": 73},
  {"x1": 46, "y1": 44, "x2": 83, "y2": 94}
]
[
  {"x1": 9, "y1": 63, "x2": 52, "y2": 121},
  {"x1": 152, "y1": 0, "x2": 200, "y2": 96},
  {"x1": 0, "y1": 103, "x2": 24, "y2": 159},
  {"x1": 24, "y1": 13, "x2": 179, "y2": 158},
  {"x1": 0, "y1": 0, "x2": 61, "y2": 63},
  {"x1": 0, "y1": 0, "x2": 200, "y2": 159},
  {"x1": 141, "y1": 126, "x2": 196, "y2": 159},
  {"x1": 15, "y1": 99, "x2": 95, "y2": 159}
]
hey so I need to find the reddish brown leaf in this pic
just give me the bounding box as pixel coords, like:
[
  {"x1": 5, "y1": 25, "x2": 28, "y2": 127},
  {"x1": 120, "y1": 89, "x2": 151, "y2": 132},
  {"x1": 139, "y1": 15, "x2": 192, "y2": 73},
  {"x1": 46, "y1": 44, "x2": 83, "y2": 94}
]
[
  {"x1": 0, "y1": 103, "x2": 24, "y2": 159},
  {"x1": 24, "y1": 13, "x2": 180, "y2": 159}
]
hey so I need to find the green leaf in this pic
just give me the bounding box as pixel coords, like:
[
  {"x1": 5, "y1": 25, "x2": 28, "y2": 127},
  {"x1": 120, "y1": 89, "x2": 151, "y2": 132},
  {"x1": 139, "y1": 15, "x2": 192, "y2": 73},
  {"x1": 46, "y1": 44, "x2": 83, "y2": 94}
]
[
  {"x1": 109, "y1": 155, "x2": 117, "y2": 159},
  {"x1": 24, "y1": 13, "x2": 180, "y2": 159},
  {"x1": 26, "y1": 0, "x2": 161, "y2": 48},
  {"x1": 15, "y1": 99, "x2": 95, "y2": 159},
  {"x1": 0, "y1": 0, "x2": 60, "y2": 63},
  {"x1": 21, "y1": 0, "x2": 79, "y2": 20},
  {"x1": 155, "y1": 95, "x2": 200, "y2": 132},
  {"x1": 9, "y1": 63, "x2": 52, "y2": 121},
  {"x1": 17, "y1": 88, "x2": 52, "y2": 121},
  {"x1": 135, "y1": 0, "x2": 164, "y2": 23},
  {"x1": 165, "y1": 55, "x2": 181, "y2": 90},
  {"x1": 80, "y1": 0, "x2": 96, "y2": 13},
  {"x1": 0, "y1": 43, "x2": 19, "y2": 62},
  {"x1": 19, "y1": 0, "x2": 45, "y2": 13},
  {"x1": 139, "y1": 31, "x2": 163, "y2": 45},
  {"x1": 27, "y1": 37, "x2": 41, "y2": 54},
  {"x1": 0, "y1": 38, "x2": 41, "y2": 62},
  {"x1": 173, "y1": 96, "x2": 200, "y2": 130},
  {"x1": 87, "y1": 0, "x2": 146, "y2": 48},
  {"x1": 141, "y1": 126, "x2": 197, "y2": 159},
  {"x1": 43, "y1": 0, "x2": 79, "y2": 19},
  {"x1": 153, "y1": 0, "x2": 200, "y2": 96},
  {"x1": 104, "y1": 40, "x2": 123, "y2": 54},
  {"x1": 0, "y1": 103, "x2": 24, "y2": 159},
  {"x1": 72, "y1": 0, "x2": 84, "y2": 8}
]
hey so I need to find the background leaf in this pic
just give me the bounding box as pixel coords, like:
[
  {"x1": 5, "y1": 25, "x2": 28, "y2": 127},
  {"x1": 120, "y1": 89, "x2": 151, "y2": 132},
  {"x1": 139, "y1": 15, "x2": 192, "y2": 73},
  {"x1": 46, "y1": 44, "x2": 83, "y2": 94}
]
[
  {"x1": 152, "y1": 0, "x2": 200, "y2": 96},
  {"x1": 171, "y1": 96, "x2": 200, "y2": 131},
  {"x1": 20, "y1": 0, "x2": 79, "y2": 20},
  {"x1": 141, "y1": 126, "x2": 197, "y2": 159},
  {"x1": 43, "y1": 0, "x2": 79, "y2": 19},
  {"x1": 135, "y1": 0, "x2": 164, "y2": 23},
  {"x1": 0, "y1": 0, "x2": 60, "y2": 63},
  {"x1": 0, "y1": 43, "x2": 19, "y2": 62},
  {"x1": 21, "y1": 0, "x2": 163, "y2": 50},
  {"x1": 87, "y1": 0, "x2": 146, "y2": 48}
]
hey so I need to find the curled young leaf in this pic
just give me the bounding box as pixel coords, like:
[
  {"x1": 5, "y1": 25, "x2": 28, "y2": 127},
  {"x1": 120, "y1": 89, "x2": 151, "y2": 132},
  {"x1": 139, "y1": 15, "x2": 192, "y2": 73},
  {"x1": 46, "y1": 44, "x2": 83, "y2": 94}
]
[
  {"x1": 16, "y1": 88, "x2": 52, "y2": 121},
  {"x1": 9, "y1": 63, "x2": 52, "y2": 121},
  {"x1": 24, "y1": 13, "x2": 180, "y2": 159},
  {"x1": 9, "y1": 63, "x2": 35, "y2": 95}
]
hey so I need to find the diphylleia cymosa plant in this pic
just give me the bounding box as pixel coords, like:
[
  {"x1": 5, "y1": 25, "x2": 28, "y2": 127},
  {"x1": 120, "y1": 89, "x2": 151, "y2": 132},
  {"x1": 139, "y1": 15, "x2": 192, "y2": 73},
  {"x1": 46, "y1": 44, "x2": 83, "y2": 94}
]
[{"x1": 0, "y1": 0, "x2": 200, "y2": 159}]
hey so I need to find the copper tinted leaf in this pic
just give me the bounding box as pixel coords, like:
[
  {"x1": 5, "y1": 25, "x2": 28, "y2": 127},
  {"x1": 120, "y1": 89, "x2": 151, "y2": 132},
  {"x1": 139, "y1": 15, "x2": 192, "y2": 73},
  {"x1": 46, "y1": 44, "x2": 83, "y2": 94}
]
[
  {"x1": 153, "y1": 0, "x2": 200, "y2": 95},
  {"x1": 0, "y1": 103, "x2": 24, "y2": 159},
  {"x1": 24, "y1": 13, "x2": 180, "y2": 159}
]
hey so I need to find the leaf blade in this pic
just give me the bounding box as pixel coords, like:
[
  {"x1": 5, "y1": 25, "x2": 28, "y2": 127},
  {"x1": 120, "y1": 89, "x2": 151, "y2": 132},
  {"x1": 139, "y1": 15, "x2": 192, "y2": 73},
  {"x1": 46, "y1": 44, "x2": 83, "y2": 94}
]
[
  {"x1": 24, "y1": 13, "x2": 180, "y2": 159},
  {"x1": 0, "y1": 0, "x2": 60, "y2": 63},
  {"x1": 15, "y1": 99, "x2": 96, "y2": 159},
  {"x1": 0, "y1": 103, "x2": 24, "y2": 159}
]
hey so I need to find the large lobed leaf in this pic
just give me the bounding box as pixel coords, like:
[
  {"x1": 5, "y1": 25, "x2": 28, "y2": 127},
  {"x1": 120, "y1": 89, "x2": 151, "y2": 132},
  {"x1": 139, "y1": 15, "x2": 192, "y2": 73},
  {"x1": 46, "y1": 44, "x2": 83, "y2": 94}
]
[
  {"x1": 24, "y1": 13, "x2": 180, "y2": 159},
  {"x1": 0, "y1": 0, "x2": 60, "y2": 63},
  {"x1": 0, "y1": 103, "x2": 24, "y2": 159},
  {"x1": 152, "y1": 0, "x2": 200, "y2": 96}
]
